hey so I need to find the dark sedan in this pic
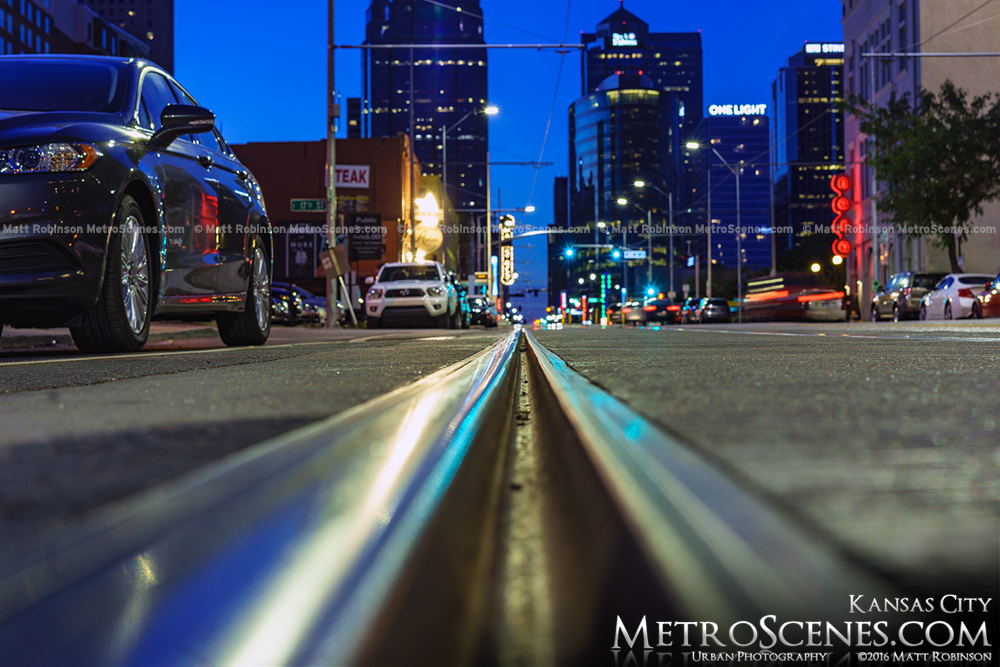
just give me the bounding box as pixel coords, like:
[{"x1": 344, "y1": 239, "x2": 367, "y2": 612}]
[
  {"x1": 0, "y1": 55, "x2": 272, "y2": 351},
  {"x1": 467, "y1": 295, "x2": 497, "y2": 327},
  {"x1": 698, "y1": 297, "x2": 732, "y2": 323}
]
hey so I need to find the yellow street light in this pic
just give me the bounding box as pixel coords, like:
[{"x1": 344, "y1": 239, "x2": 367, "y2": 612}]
[
  {"x1": 832, "y1": 255, "x2": 844, "y2": 266},
  {"x1": 810, "y1": 262, "x2": 821, "y2": 273}
]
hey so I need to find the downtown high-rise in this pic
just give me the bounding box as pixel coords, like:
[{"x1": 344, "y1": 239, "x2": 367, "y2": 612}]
[
  {"x1": 362, "y1": 0, "x2": 488, "y2": 273},
  {"x1": 771, "y1": 42, "x2": 845, "y2": 257}
]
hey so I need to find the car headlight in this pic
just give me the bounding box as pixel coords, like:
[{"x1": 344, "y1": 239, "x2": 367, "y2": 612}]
[
  {"x1": 0, "y1": 142, "x2": 102, "y2": 174},
  {"x1": 426, "y1": 286, "x2": 445, "y2": 296},
  {"x1": 367, "y1": 287, "x2": 384, "y2": 299}
]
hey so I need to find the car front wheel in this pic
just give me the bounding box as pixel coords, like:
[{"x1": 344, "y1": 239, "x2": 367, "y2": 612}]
[
  {"x1": 71, "y1": 196, "x2": 151, "y2": 352},
  {"x1": 870, "y1": 307, "x2": 879, "y2": 322},
  {"x1": 218, "y1": 236, "x2": 271, "y2": 346},
  {"x1": 892, "y1": 304, "x2": 901, "y2": 322},
  {"x1": 943, "y1": 302, "x2": 953, "y2": 320},
  {"x1": 919, "y1": 304, "x2": 927, "y2": 321},
  {"x1": 972, "y1": 303, "x2": 982, "y2": 319}
]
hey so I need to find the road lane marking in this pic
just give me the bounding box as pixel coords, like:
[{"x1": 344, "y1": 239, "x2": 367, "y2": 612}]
[{"x1": 667, "y1": 327, "x2": 1000, "y2": 343}]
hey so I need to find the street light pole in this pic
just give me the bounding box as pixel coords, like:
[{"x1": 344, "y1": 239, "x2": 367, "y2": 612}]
[
  {"x1": 668, "y1": 191, "x2": 674, "y2": 295},
  {"x1": 707, "y1": 167, "x2": 712, "y2": 297},
  {"x1": 707, "y1": 145, "x2": 742, "y2": 323},
  {"x1": 646, "y1": 208, "x2": 652, "y2": 284}
]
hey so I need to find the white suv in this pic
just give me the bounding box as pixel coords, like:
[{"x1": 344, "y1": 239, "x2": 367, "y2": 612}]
[{"x1": 365, "y1": 262, "x2": 459, "y2": 329}]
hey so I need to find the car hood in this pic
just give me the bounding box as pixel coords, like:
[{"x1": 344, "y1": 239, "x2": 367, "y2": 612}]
[
  {"x1": 378, "y1": 280, "x2": 444, "y2": 290},
  {"x1": 0, "y1": 110, "x2": 122, "y2": 146}
]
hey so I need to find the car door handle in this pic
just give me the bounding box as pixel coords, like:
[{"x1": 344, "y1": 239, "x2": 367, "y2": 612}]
[{"x1": 198, "y1": 154, "x2": 214, "y2": 168}]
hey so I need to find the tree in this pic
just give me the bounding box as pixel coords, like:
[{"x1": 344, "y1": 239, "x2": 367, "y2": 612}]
[{"x1": 847, "y1": 81, "x2": 1000, "y2": 271}]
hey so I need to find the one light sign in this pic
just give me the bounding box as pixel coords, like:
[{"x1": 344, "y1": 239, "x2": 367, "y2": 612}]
[
  {"x1": 623, "y1": 249, "x2": 647, "y2": 260},
  {"x1": 708, "y1": 104, "x2": 767, "y2": 116},
  {"x1": 612, "y1": 32, "x2": 638, "y2": 47}
]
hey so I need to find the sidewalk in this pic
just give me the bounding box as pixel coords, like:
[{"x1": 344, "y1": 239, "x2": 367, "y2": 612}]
[{"x1": 0, "y1": 321, "x2": 218, "y2": 350}]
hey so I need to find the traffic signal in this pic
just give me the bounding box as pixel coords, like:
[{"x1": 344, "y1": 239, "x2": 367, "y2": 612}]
[
  {"x1": 830, "y1": 174, "x2": 852, "y2": 258},
  {"x1": 612, "y1": 249, "x2": 621, "y2": 259}
]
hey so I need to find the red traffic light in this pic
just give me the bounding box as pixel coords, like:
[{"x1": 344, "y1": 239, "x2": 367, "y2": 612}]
[
  {"x1": 830, "y1": 174, "x2": 850, "y2": 193},
  {"x1": 832, "y1": 238, "x2": 852, "y2": 257}
]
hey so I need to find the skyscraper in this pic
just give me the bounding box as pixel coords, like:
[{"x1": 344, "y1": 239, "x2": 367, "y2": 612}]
[
  {"x1": 580, "y1": 2, "x2": 702, "y2": 121},
  {"x1": 78, "y1": 0, "x2": 173, "y2": 72},
  {"x1": 771, "y1": 42, "x2": 845, "y2": 256},
  {"x1": 703, "y1": 112, "x2": 772, "y2": 271},
  {"x1": 362, "y1": 0, "x2": 489, "y2": 273}
]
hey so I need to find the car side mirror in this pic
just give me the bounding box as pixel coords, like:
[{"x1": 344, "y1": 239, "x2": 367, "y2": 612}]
[
  {"x1": 150, "y1": 104, "x2": 215, "y2": 148},
  {"x1": 365, "y1": 276, "x2": 374, "y2": 286}
]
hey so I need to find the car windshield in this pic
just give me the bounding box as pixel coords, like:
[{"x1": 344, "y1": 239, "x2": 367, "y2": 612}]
[
  {"x1": 0, "y1": 61, "x2": 127, "y2": 113},
  {"x1": 379, "y1": 265, "x2": 440, "y2": 282},
  {"x1": 912, "y1": 274, "x2": 946, "y2": 289},
  {"x1": 708, "y1": 298, "x2": 729, "y2": 306}
]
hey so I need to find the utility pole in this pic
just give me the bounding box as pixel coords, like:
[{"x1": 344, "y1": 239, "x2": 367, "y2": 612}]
[{"x1": 325, "y1": 0, "x2": 338, "y2": 328}]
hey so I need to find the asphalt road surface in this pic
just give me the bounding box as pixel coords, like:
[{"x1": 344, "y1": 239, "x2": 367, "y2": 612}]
[
  {"x1": 2, "y1": 319, "x2": 998, "y2": 603},
  {"x1": 534, "y1": 320, "x2": 1000, "y2": 596},
  {"x1": 0, "y1": 326, "x2": 505, "y2": 568}
]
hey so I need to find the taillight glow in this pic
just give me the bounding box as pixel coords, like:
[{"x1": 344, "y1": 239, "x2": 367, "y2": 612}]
[
  {"x1": 666, "y1": 305, "x2": 681, "y2": 311},
  {"x1": 797, "y1": 291, "x2": 846, "y2": 303},
  {"x1": 957, "y1": 288, "x2": 974, "y2": 298},
  {"x1": 623, "y1": 307, "x2": 632, "y2": 313},
  {"x1": 643, "y1": 305, "x2": 657, "y2": 312}
]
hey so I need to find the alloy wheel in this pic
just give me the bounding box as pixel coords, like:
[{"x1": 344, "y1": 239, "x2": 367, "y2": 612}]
[{"x1": 120, "y1": 215, "x2": 149, "y2": 335}]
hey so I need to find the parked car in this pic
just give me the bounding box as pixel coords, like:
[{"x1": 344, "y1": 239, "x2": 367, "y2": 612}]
[
  {"x1": 0, "y1": 55, "x2": 272, "y2": 351},
  {"x1": 972, "y1": 273, "x2": 1000, "y2": 319},
  {"x1": 871, "y1": 271, "x2": 947, "y2": 322},
  {"x1": 272, "y1": 281, "x2": 347, "y2": 326},
  {"x1": 698, "y1": 297, "x2": 732, "y2": 323},
  {"x1": 638, "y1": 298, "x2": 683, "y2": 325},
  {"x1": 364, "y1": 261, "x2": 459, "y2": 328},
  {"x1": 919, "y1": 273, "x2": 995, "y2": 320},
  {"x1": 467, "y1": 295, "x2": 498, "y2": 327}
]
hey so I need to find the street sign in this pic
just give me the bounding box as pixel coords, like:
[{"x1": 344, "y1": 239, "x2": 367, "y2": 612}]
[
  {"x1": 686, "y1": 256, "x2": 695, "y2": 267},
  {"x1": 291, "y1": 198, "x2": 327, "y2": 213},
  {"x1": 682, "y1": 284, "x2": 690, "y2": 295},
  {"x1": 622, "y1": 249, "x2": 647, "y2": 260},
  {"x1": 474, "y1": 271, "x2": 488, "y2": 284}
]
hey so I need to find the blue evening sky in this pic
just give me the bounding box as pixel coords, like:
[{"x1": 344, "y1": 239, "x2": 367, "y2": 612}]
[{"x1": 175, "y1": 0, "x2": 842, "y2": 317}]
